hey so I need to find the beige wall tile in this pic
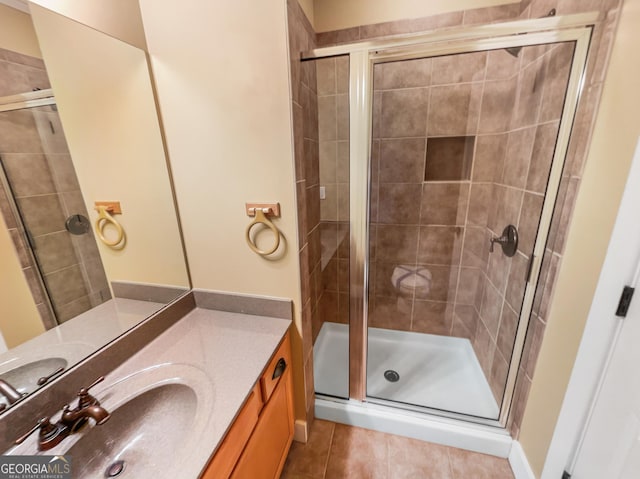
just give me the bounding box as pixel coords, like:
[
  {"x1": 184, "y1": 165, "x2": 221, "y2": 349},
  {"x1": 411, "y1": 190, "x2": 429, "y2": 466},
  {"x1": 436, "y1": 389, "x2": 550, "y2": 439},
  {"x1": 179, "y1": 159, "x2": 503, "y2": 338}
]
[
  {"x1": 539, "y1": 43, "x2": 574, "y2": 122},
  {"x1": 480, "y1": 280, "x2": 503, "y2": 338},
  {"x1": 518, "y1": 192, "x2": 544, "y2": 256},
  {"x1": 417, "y1": 226, "x2": 463, "y2": 265},
  {"x1": 419, "y1": 265, "x2": 457, "y2": 302},
  {"x1": 319, "y1": 141, "x2": 337, "y2": 184},
  {"x1": 461, "y1": 226, "x2": 490, "y2": 269},
  {"x1": 432, "y1": 51, "x2": 487, "y2": 85},
  {"x1": 490, "y1": 350, "x2": 509, "y2": 405},
  {"x1": 456, "y1": 267, "x2": 481, "y2": 305},
  {"x1": 502, "y1": 126, "x2": 536, "y2": 189},
  {"x1": 370, "y1": 295, "x2": 412, "y2": 330},
  {"x1": 316, "y1": 57, "x2": 336, "y2": 95},
  {"x1": 45, "y1": 264, "x2": 88, "y2": 309},
  {"x1": 428, "y1": 83, "x2": 482, "y2": 136},
  {"x1": 318, "y1": 95, "x2": 337, "y2": 141},
  {"x1": 377, "y1": 57, "x2": 432, "y2": 90},
  {"x1": 505, "y1": 251, "x2": 529, "y2": 314},
  {"x1": 0, "y1": 110, "x2": 44, "y2": 154},
  {"x1": 420, "y1": 183, "x2": 469, "y2": 226},
  {"x1": 380, "y1": 88, "x2": 429, "y2": 138},
  {"x1": 478, "y1": 78, "x2": 517, "y2": 134},
  {"x1": 378, "y1": 183, "x2": 422, "y2": 224},
  {"x1": 375, "y1": 225, "x2": 419, "y2": 263},
  {"x1": 17, "y1": 193, "x2": 66, "y2": 236},
  {"x1": 511, "y1": 58, "x2": 546, "y2": 129},
  {"x1": 497, "y1": 303, "x2": 519, "y2": 360},
  {"x1": 486, "y1": 49, "x2": 520, "y2": 81},
  {"x1": 467, "y1": 183, "x2": 492, "y2": 227},
  {"x1": 379, "y1": 138, "x2": 426, "y2": 183},
  {"x1": 526, "y1": 121, "x2": 560, "y2": 193},
  {"x1": 412, "y1": 300, "x2": 453, "y2": 335},
  {"x1": 2, "y1": 154, "x2": 56, "y2": 197},
  {"x1": 473, "y1": 133, "x2": 507, "y2": 182},
  {"x1": 336, "y1": 56, "x2": 349, "y2": 93},
  {"x1": 454, "y1": 304, "x2": 479, "y2": 338},
  {"x1": 33, "y1": 231, "x2": 78, "y2": 275}
]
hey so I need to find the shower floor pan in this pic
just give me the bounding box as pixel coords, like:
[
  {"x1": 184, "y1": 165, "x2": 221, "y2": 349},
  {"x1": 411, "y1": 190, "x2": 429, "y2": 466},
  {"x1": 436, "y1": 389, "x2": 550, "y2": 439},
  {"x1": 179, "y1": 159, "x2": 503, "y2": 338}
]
[{"x1": 313, "y1": 322, "x2": 499, "y2": 419}]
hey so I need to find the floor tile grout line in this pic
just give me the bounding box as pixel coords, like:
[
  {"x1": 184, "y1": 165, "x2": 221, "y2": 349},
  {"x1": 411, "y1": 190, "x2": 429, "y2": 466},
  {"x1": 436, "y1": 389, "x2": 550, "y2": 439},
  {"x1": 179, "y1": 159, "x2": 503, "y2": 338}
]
[{"x1": 321, "y1": 422, "x2": 336, "y2": 479}]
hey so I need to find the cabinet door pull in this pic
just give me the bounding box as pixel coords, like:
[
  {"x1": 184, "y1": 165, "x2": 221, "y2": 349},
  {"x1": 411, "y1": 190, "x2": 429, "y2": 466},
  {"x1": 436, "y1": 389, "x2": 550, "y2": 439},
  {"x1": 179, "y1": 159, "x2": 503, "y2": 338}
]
[{"x1": 272, "y1": 358, "x2": 287, "y2": 380}]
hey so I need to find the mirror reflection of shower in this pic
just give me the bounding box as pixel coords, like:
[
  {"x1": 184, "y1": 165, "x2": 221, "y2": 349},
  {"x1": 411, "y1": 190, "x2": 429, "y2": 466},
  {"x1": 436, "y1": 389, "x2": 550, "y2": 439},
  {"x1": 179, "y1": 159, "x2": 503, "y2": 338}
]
[{"x1": 0, "y1": 90, "x2": 111, "y2": 331}]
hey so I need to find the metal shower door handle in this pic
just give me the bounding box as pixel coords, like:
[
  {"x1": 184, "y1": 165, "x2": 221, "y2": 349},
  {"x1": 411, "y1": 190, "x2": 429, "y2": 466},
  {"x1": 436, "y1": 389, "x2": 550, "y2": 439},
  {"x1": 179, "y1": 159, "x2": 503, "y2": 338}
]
[{"x1": 490, "y1": 224, "x2": 519, "y2": 257}]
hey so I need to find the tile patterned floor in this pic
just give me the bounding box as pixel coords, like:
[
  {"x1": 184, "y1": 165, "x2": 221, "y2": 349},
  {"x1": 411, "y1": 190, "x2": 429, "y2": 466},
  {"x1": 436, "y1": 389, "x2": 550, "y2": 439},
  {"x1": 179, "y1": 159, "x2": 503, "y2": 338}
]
[{"x1": 282, "y1": 420, "x2": 515, "y2": 479}]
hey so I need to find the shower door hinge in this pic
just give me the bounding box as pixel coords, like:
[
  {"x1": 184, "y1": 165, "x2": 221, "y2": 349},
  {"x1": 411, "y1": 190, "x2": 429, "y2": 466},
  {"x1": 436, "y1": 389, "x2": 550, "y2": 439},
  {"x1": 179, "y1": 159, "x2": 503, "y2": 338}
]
[
  {"x1": 562, "y1": 471, "x2": 572, "y2": 479},
  {"x1": 615, "y1": 285, "x2": 635, "y2": 318},
  {"x1": 525, "y1": 254, "x2": 536, "y2": 283}
]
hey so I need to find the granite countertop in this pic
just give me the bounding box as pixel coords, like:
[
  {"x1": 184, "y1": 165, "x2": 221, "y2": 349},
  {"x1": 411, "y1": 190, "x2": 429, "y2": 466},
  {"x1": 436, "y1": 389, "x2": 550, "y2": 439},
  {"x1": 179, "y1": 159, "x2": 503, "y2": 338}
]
[{"x1": 62, "y1": 307, "x2": 291, "y2": 477}]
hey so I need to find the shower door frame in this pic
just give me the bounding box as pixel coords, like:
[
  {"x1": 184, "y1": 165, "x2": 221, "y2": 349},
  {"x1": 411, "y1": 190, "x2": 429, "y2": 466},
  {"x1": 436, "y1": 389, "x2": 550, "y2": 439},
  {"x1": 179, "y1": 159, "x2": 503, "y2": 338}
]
[
  {"x1": 304, "y1": 13, "x2": 595, "y2": 428},
  {"x1": 0, "y1": 88, "x2": 62, "y2": 327}
]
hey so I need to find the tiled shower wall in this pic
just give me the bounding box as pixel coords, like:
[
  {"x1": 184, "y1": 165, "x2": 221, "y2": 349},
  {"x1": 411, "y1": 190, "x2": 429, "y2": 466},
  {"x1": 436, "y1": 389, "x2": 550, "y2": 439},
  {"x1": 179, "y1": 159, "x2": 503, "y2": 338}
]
[
  {"x1": 290, "y1": 0, "x2": 622, "y2": 437},
  {"x1": 316, "y1": 56, "x2": 349, "y2": 335},
  {"x1": 0, "y1": 47, "x2": 110, "y2": 326},
  {"x1": 287, "y1": 0, "x2": 320, "y2": 425},
  {"x1": 468, "y1": 43, "x2": 574, "y2": 403}
]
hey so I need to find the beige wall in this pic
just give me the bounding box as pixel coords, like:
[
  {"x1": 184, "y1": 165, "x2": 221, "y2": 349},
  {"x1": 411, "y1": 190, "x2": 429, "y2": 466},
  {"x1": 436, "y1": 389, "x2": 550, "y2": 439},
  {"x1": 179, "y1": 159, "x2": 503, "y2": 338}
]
[
  {"x1": 519, "y1": 0, "x2": 640, "y2": 474},
  {"x1": 138, "y1": 0, "x2": 303, "y2": 415},
  {"x1": 29, "y1": 5, "x2": 189, "y2": 288},
  {"x1": 0, "y1": 4, "x2": 42, "y2": 58},
  {"x1": 29, "y1": 0, "x2": 146, "y2": 50},
  {"x1": 0, "y1": 215, "x2": 44, "y2": 349},
  {"x1": 313, "y1": 0, "x2": 518, "y2": 32}
]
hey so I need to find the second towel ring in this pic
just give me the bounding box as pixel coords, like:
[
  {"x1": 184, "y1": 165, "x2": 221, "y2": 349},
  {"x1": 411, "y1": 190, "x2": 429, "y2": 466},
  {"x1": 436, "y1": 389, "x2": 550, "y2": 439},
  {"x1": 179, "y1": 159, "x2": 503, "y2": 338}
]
[
  {"x1": 246, "y1": 208, "x2": 280, "y2": 256},
  {"x1": 95, "y1": 205, "x2": 125, "y2": 248}
]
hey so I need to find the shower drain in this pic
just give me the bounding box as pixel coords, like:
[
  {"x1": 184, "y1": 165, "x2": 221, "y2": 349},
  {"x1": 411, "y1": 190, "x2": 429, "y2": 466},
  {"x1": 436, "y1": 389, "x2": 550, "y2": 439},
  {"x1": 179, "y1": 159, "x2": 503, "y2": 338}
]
[
  {"x1": 105, "y1": 460, "x2": 126, "y2": 478},
  {"x1": 384, "y1": 370, "x2": 400, "y2": 382}
]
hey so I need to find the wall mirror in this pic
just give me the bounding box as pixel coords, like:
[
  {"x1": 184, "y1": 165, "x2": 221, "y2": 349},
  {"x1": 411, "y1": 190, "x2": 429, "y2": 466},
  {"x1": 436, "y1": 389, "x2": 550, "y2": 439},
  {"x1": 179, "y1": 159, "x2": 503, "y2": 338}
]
[{"x1": 0, "y1": 0, "x2": 190, "y2": 413}]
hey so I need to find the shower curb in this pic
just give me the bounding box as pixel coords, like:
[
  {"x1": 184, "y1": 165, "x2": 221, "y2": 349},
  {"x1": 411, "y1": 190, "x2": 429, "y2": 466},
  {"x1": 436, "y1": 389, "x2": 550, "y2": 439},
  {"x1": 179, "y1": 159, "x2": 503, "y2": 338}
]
[{"x1": 315, "y1": 397, "x2": 512, "y2": 457}]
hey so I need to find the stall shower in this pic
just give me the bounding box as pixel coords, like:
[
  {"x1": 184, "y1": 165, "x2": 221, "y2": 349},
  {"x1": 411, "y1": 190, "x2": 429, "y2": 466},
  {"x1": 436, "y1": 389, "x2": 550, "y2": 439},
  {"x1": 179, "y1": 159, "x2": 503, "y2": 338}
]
[
  {"x1": 0, "y1": 46, "x2": 110, "y2": 328},
  {"x1": 290, "y1": 2, "x2": 590, "y2": 440}
]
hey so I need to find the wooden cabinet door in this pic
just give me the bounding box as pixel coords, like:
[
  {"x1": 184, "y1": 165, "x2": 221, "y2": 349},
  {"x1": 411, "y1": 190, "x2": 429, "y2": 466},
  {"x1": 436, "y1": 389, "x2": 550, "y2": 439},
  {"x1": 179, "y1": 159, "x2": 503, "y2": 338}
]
[
  {"x1": 230, "y1": 369, "x2": 294, "y2": 479},
  {"x1": 201, "y1": 385, "x2": 263, "y2": 479}
]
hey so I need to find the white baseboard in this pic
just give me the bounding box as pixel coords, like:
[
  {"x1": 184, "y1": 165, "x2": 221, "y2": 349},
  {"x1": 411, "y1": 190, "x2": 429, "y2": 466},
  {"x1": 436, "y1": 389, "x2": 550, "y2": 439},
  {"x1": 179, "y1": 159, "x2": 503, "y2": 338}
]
[
  {"x1": 509, "y1": 441, "x2": 536, "y2": 479},
  {"x1": 293, "y1": 419, "x2": 308, "y2": 443}
]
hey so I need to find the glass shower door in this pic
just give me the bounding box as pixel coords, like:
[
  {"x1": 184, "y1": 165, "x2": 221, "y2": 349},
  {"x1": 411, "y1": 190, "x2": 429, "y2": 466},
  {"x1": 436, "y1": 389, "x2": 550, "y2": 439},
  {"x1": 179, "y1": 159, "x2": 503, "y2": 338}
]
[
  {"x1": 310, "y1": 54, "x2": 352, "y2": 399},
  {"x1": 365, "y1": 42, "x2": 577, "y2": 419}
]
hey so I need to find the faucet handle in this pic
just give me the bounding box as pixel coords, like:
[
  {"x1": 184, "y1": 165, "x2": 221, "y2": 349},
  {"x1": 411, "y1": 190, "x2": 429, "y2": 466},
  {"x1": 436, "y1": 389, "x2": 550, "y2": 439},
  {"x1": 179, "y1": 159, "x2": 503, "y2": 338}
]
[
  {"x1": 15, "y1": 417, "x2": 56, "y2": 445},
  {"x1": 78, "y1": 376, "x2": 105, "y2": 397},
  {"x1": 76, "y1": 376, "x2": 105, "y2": 408}
]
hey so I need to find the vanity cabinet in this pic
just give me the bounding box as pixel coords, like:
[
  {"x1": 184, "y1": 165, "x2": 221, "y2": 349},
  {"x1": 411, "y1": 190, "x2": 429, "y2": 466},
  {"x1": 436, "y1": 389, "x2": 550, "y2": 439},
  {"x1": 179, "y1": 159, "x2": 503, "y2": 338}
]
[{"x1": 201, "y1": 332, "x2": 294, "y2": 479}]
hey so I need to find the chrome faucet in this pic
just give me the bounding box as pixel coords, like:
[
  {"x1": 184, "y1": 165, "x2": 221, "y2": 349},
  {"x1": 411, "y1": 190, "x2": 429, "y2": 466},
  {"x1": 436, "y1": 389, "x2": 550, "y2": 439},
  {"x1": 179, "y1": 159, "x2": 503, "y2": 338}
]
[
  {"x1": 0, "y1": 378, "x2": 24, "y2": 405},
  {"x1": 15, "y1": 376, "x2": 111, "y2": 451}
]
